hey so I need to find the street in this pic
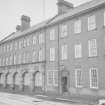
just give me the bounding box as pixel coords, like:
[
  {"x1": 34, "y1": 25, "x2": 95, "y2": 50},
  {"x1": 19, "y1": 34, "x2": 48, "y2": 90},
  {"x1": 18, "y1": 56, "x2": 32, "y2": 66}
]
[{"x1": 0, "y1": 92, "x2": 71, "y2": 105}]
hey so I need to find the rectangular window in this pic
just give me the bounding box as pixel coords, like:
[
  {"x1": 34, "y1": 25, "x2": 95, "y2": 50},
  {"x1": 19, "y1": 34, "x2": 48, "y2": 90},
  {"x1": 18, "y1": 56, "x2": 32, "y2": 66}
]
[
  {"x1": 104, "y1": 12, "x2": 105, "y2": 26},
  {"x1": 27, "y1": 37, "x2": 30, "y2": 46},
  {"x1": 39, "y1": 33, "x2": 44, "y2": 44},
  {"x1": 90, "y1": 68, "x2": 98, "y2": 89},
  {"x1": 10, "y1": 43, "x2": 13, "y2": 51},
  {"x1": 13, "y1": 54, "x2": 16, "y2": 65},
  {"x1": 61, "y1": 44, "x2": 68, "y2": 60},
  {"x1": 33, "y1": 36, "x2": 37, "y2": 44},
  {"x1": 88, "y1": 15, "x2": 96, "y2": 31},
  {"x1": 53, "y1": 71, "x2": 58, "y2": 86},
  {"x1": 50, "y1": 29, "x2": 55, "y2": 40},
  {"x1": 39, "y1": 49, "x2": 44, "y2": 61},
  {"x1": 75, "y1": 43, "x2": 82, "y2": 58},
  {"x1": 75, "y1": 69, "x2": 82, "y2": 88},
  {"x1": 47, "y1": 70, "x2": 58, "y2": 86},
  {"x1": 88, "y1": 39, "x2": 97, "y2": 57},
  {"x1": 74, "y1": 20, "x2": 81, "y2": 34},
  {"x1": 14, "y1": 41, "x2": 18, "y2": 50},
  {"x1": 61, "y1": 24, "x2": 68, "y2": 37},
  {"x1": 47, "y1": 71, "x2": 53, "y2": 86},
  {"x1": 19, "y1": 40, "x2": 22, "y2": 49},
  {"x1": 50, "y1": 48, "x2": 55, "y2": 61},
  {"x1": 32, "y1": 50, "x2": 36, "y2": 62},
  {"x1": 18, "y1": 54, "x2": 22, "y2": 64}
]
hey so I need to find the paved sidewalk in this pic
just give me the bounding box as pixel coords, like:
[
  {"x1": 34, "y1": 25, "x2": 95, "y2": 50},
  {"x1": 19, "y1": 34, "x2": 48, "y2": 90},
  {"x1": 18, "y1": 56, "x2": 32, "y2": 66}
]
[{"x1": 34, "y1": 92, "x2": 98, "y2": 105}]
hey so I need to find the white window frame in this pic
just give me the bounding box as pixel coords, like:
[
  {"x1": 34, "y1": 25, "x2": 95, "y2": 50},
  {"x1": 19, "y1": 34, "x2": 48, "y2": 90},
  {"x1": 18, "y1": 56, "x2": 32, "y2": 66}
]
[
  {"x1": 88, "y1": 39, "x2": 97, "y2": 57},
  {"x1": 47, "y1": 70, "x2": 58, "y2": 86},
  {"x1": 39, "y1": 49, "x2": 44, "y2": 61},
  {"x1": 74, "y1": 20, "x2": 81, "y2": 34},
  {"x1": 104, "y1": 12, "x2": 105, "y2": 26},
  {"x1": 33, "y1": 35, "x2": 37, "y2": 44},
  {"x1": 39, "y1": 33, "x2": 44, "y2": 44},
  {"x1": 50, "y1": 48, "x2": 55, "y2": 61},
  {"x1": 74, "y1": 43, "x2": 82, "y2": 58},
  {"x1": 88, "y1": 15, "x2": 96, "y2": 31},
  {"x1": 61, "y1": 44, "x2": 68, "y2": 60},
  {"x1": 61, "y1": 24, "x2": 68, "y2": 38},
  {"x1": 50, "y1": 29, "x2": 55, "y2": 40},
  {"x1": 53, "y1": 70, "x2": 58, "y2": 86},
  {"x1": 90, "y1": 68, "x2": 98, "y2": 89},
  {"x1": 47, "y1": 71, "x2": 53, "y2": 86},
  {"x1": 75, "y1": 68, "x2": 82, "y2": 88}
]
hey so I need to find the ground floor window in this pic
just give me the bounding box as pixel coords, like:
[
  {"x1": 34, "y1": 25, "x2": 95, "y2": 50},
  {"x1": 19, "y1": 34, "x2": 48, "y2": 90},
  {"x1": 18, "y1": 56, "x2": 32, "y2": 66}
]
[
  {"x1": 47, "y1": 70, "x2": 58, "y2": 86},
  {"x1": 90, "y1": 68, "x2": 98, "y2": 89},
  {"x1": 75, "y1": 68, "x2": 82, "y2": 88}
]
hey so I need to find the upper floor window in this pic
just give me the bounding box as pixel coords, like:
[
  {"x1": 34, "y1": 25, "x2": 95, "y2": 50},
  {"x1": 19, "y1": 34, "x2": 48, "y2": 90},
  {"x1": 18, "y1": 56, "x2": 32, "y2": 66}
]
[
  {"x1": 19, "y1": 40, "x2": 22, "y2": 49},
  {"x1": 88, "y1": 15, "x2": 96, "y2": 31},
  {"x1": 50, "y1": 48, "x2": 55, "y2": 61},
  {"x1": 7, "y1": 44, "x2": 9, "y2": 52},
  {"x1": 88, "y1": 39, "x2": 97, "y2": 57},
  {"x1": 13, "y1": 54, "x2": 17, "y2": 65},
  {"x1": 32, "y1": 50, "x2": 36, "y2": 62},
  {"x1": 90, "y1": 68, "x2": 98, "y2": 89},
  {"x1": 74, "y1": 20, "x2": 81, "y2": 34},
  {"x1": 33, "y1": 36, "x2": 37, "y2": 44},
  {"x1": 74, "y1": 43, "x2": 82, "y2": 58},
  {"x1": 50, "y1": 29, "x2": 55, "y2": 40},
  {"x1": 10, "y1": 43, "x2": 13, "y2": 51},
  {"x1": 39, "y1": 33, "x2": 44, "y2": 44},
  {"x1": 14, "y1": 41, "x2": 18, "y2": 50},
  {"x1": 104, "y1": 12, "x2": 105, "y2": 26},
  {"x1": 61, "y1": 44, "x2": 68, "y2": 60},
  {"x1": 75, "y1": 68, "x2": 82, "y2": 88},
  {"x1": 39, "y1": 49, "x2": 44, "y2": 61},
  {"x1": 26, "y1": 37, "x2": 30, "y2": 46},
  {"x1": 60, "y1": 24, "x2": 68, "y2": 37}
]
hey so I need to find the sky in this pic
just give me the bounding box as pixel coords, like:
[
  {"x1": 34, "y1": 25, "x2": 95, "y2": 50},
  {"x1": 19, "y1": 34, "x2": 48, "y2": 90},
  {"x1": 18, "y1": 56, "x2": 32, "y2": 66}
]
[{"x1": 0, "y1": 0, "x2": 91, "y2": 40}]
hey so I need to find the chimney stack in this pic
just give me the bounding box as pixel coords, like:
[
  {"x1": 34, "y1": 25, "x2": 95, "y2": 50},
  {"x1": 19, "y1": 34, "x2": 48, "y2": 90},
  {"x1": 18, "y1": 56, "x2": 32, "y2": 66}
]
[
  {"x1": 16, "y1": 25, "x2": 21, "y2": 32},
  {"x1": 21, "y1": 15, "x2": 31, "y2": 31},
  {"x1": 57, "y1": 0, "x2": 74, "y2": 15}
]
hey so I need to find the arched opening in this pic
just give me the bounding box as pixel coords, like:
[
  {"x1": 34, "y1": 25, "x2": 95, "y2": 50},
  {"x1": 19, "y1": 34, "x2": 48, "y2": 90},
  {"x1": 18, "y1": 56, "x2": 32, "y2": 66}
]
[
  {"x1": 33, "y1": 71, "x2": 43, "y2": 91},
  {"x1": 5, "y1": 73, "x2": 10, "y2": 88},
  {"x1": 0, "y1": 73, "x2": 3, "y2": 87},
  {"x1": 23, "y1": 72, "x2": 30, "y2": 90},
  {"x1": 61, "y1": 70, "x2": 69, "y2": 94},
  {"x1": 13, "y1": 72, "x2": 20, "y2": 90}
]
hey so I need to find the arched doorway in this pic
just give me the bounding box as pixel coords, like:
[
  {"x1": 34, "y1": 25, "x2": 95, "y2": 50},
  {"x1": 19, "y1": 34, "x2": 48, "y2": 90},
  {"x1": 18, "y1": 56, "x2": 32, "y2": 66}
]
[
  {"x1": 0, "y1": 73, "x2": 3, "y2": 87},
  {"x1": 13, "y1": 72, "x2": 20, "y2": 90},
  {"x1": 61, "y1": 70, "x2": 69, "y2": 94},
  {"x1": 23, "y1": 72, "x2": 30, "y2": 91},
  {"x1": 33, "y1": 71, "x2": 43, "y2": 91},
  {"x1": 5, "y1": 72, "x2": 10, "y2": 88}
]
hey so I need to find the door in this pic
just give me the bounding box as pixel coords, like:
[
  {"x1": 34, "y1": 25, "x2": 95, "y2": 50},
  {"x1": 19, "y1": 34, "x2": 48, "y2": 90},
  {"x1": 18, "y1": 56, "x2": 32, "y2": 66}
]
[{"x1": 61, "y1": 76, "x2": 68, "y2": 93}]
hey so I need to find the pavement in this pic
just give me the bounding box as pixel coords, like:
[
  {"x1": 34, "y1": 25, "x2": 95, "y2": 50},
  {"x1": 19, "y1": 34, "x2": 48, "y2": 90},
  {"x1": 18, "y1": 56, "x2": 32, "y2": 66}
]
[{"x1": 0, "y1": 92, "x2": 74, "y2": 105}]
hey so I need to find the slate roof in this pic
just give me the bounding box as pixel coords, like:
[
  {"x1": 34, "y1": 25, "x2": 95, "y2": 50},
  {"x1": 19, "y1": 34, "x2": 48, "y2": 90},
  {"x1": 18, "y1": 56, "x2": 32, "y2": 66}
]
[{"x1": 1, "y1": 0, "x2": 105, "y2": 44}]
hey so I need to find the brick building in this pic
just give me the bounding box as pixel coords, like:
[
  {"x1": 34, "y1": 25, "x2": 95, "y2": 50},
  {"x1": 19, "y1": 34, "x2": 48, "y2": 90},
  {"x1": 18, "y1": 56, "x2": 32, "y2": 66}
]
[{"x1": 0, "y1": 0, "x2": 105, "y2": 104}]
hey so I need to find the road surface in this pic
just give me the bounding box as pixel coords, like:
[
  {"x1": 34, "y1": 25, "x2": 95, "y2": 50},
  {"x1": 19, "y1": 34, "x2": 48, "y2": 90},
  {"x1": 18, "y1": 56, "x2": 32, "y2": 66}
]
[{"x1": 0, "y1": 92, "x2": 71, "y2": 105}]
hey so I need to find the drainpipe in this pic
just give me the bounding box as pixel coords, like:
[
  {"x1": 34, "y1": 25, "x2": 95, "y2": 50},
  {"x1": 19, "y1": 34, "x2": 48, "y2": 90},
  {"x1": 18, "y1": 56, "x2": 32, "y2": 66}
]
[{"x1": 58, "y1": 24, "x2": 61, "y2": 95}]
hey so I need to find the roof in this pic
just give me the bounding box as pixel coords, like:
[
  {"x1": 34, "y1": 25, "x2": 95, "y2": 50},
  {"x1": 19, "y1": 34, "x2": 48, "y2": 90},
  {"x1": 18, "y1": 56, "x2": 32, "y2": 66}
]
[
  {"x1": 1, "y1": 0, "x2": 105, "y2": 44},
  {"x1": 49, "y1": 0, "x2": 105, "y2": 25},
  {"x1": 1, "y1": 19, "x2": 49, "y2": 43}
]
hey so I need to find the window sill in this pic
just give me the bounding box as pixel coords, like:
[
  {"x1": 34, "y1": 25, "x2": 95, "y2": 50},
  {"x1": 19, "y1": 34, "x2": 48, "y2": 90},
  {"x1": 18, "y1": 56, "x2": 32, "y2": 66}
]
[
  {"x1": 88, "y1": 55, "x2": 98, "y2": 58},
  {"x1": 88, "y1": 28, "x2": 97, "y2": 32}
]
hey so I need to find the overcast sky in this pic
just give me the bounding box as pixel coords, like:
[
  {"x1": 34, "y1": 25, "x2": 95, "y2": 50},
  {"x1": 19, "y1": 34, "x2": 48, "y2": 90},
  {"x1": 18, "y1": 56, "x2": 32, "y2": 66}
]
[{"x1": 0, "y1": 0, "x2": 91, "y2": 40}]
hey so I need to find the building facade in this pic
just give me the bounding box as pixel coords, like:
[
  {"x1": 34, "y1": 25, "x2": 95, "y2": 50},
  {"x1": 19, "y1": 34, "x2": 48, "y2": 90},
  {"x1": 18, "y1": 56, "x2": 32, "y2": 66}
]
[{"x1": 0, "y1": 0, "x2": 105, "y2": 104}]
